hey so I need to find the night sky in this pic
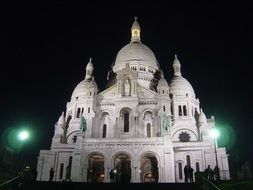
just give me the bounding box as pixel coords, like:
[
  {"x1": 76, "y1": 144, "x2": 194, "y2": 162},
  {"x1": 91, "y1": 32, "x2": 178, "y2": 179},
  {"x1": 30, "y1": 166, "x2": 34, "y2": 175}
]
[{"x1": 1, "y1": 1, "x2": 252, "y2": 172}]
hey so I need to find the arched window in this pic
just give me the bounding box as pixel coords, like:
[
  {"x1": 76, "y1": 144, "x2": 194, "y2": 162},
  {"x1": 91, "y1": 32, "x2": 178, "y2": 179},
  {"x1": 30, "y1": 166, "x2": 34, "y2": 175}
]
[
  {"x1": 186, "y1": 155, "x2": 191, "y2": 166},
  {"x1": 123, "y1": 112, "x2": 129, "y2": 132},
  {"x1": 196, "y1": 162, "x2": 200, "y2": 172},
  {"x1": 179, "y1": 106, "x2": 182, "y2": 116},
  {"x1": 102, "y1": 124, "x2": 107, "y2": 138},
  {"x1": 88, "y1": 107, "x2": 90, "y2": 113},
  {"x1": 59, "y1": 163, "x2": 64, "y2": 179},
  {"x1": 147, "y1": 123, "x2": 151, "y2": 137},
  {"x1": 77, "y1": 108, "x2": 81, "y2": 118},
  {"x1": 178, "y1": 162, "x2": 183, "y2": 179},
  {"x1": 162, "y1": 90, "x2": 165, "y2": 94},
  {"x1": 163, "y1": 106, "x2": 165, "y2": 112},
  {"x1": 183, "y1": 105, "x2": 187, "y2": 116}
]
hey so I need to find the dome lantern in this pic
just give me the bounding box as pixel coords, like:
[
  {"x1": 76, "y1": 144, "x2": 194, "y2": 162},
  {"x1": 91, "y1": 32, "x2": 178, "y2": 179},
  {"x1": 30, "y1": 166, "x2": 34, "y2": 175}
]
[
  {"x1": 173, "y1": 54, "x2": 181, "y2": 76},
  {"x1": 85, "y1": 57, "x2": 94, "y2": 80},
  {"x1": 131, "y1": 17, "x2": 141, "y2": 43}
]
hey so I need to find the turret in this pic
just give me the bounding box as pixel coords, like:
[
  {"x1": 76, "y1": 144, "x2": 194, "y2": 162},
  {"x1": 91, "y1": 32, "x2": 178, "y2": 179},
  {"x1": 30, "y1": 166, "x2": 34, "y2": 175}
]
[{"x1": 85, "y1": 58, "x2": 94, "y2": 80}]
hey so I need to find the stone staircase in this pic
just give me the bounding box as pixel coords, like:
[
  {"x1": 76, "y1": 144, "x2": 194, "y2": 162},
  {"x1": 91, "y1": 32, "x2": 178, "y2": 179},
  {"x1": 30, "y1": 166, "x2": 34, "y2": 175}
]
[{"x1": 16, "y1": 181, "x2": 202, "y2": 190}]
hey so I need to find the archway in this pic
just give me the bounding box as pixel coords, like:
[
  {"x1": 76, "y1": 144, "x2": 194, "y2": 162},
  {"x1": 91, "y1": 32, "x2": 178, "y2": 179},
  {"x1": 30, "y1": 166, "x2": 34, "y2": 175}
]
[
  {"x1": 140, "y1": 154, "x2": 158, "y2": 182},
  {"x1": 114, "y1": 154, "x2": 131, "y2": 183},
  {"x1": 87, "y1": 153, "x2": 105, "y2": 182}
]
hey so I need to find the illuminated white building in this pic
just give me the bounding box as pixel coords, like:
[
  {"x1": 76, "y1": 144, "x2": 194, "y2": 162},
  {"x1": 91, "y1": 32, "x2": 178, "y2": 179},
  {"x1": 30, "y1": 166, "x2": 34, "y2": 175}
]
[{"x1": 37, "y1": 17, "x2": 230, "y2": 183}]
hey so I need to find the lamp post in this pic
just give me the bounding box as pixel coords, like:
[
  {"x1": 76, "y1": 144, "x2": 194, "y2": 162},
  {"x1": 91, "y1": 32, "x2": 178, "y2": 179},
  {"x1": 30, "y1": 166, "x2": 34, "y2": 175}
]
[
  {"x1": 16, "y1": 129, "x2": 30, "y2": 171},
  {"x1": 210, "y1": 128, "x2": 220, "y2": 181}
]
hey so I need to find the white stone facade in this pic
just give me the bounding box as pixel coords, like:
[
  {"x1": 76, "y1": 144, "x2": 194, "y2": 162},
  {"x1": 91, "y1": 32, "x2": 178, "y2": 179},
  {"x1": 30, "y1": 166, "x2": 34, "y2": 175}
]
[{"x1": 36, "y1": 18, "x2": 230, "y2": 183}]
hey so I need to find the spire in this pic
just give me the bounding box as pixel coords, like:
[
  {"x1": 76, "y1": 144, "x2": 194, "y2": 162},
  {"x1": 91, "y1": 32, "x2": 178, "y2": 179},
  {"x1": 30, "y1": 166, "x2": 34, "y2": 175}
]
[
  {"x1": 85, "y1": 57, "x2": 94, "y2": 80},
  {"x1": 131, "y1": 17, "x2": 141, "y2": 43},
  {"x1": 173, "y1": 54, "x2": 181, "y2": 76}
]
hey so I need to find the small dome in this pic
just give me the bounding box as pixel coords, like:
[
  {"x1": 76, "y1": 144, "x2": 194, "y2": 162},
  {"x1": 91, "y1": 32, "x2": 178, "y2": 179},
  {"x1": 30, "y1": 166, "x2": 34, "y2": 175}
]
[
  {"x1": 158, "y1": 77, "x2": 169, "y2": 87},
  {"x1": 169, "y1": 76, "x2": 195, "y2": 97},
  {"x1": 71, "y1": 78, "x2": 98, "y2": 100},
  {"x1": 198, "y1": 109, "x2": 207, "y2": 126},
  {"x1": 113, "y1": 42, "x2": 159, "y2": 71},
  {"x1": 58, "y1": 112, "x2": 65, "y2": 126}
]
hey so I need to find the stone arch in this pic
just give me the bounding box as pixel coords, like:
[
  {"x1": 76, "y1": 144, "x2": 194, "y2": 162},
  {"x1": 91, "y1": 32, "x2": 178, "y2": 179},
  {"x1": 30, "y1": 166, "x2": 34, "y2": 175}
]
[
  {"x1": 111, "y1": 151, "x2": 133, "y2": 183},
  {"x1": 140, "y1": 108, "x2": 155, "y2": 119},
  {"x1": 119, "y1": 108, "x2": 133, "y2": 133},
  {"x1": 139, "y1": 152, "x2": 159, "y2": 182},
  {"x1": 85, "y1": 152, "x2": 106, "y2": 183},
  {"x1": 66, "y1": 130, "x2": 79, "y2": 144},
  {"x1": 172, "y1": 128, "x2": 198, "y2": 142},
  {"x1": 98, "y1": 109, "x2": 112, "y2": 119}
]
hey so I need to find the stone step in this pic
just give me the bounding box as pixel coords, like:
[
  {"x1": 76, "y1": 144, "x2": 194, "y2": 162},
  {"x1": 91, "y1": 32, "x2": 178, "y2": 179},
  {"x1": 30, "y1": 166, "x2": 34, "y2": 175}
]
[{"x1": 18, "y1": 181, "x2": 202, "y2": 190}]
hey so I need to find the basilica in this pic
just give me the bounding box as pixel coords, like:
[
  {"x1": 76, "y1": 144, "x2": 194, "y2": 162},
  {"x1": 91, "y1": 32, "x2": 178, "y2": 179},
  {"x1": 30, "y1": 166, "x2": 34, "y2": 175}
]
[{"x1": 36, "y1": 17, "x2": 230, "y2": 183}]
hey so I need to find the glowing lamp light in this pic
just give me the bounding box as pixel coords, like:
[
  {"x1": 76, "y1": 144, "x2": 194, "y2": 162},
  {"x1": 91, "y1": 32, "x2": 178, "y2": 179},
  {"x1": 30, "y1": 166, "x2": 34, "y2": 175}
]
[
  {"x1": 210, "y1": 128, "x2": 219, "y2": 139},
  {"x1": 113, "y1": 169, "x2": 117, "y2": 173},
  {"x1": 17, "y1": 130, "x2": 30, "y2": 141}
]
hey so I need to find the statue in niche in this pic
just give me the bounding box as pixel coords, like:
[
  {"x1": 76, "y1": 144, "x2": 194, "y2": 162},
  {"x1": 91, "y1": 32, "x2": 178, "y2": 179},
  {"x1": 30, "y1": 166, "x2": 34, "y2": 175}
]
[
  {"x1": 144, "y1": 111, "x2": 152, "y2": 121},
  {"x1": 162, "y1": 113, "x2": 170, "y2": 133},
  {"x1": 79, "y1": 115, "x2": 87, "y2": 134},
  {"x1": 123, "y1": 76, "x2": 131, "y2": 96}
]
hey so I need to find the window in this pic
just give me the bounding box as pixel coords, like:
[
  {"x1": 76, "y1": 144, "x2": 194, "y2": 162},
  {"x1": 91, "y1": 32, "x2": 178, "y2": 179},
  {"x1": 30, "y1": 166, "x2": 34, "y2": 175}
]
[
  {"x1": 163, "y1": 106, "x2": 165, "y2": 112},
  {"x1": 123, "y1": 112, "x2": 129, "y2": 132},
  {"x1": 186, "y1": 155, "x2": 191, "y2": 166},
  {"x1": 102, "y1": 124, "x2": 107, "y2": 138},
  {"x1": 90, "y1": 91, "x2": 92, "y2": 96},
  {"x1": 183, "y1": 105, "x2": 187, "y2": 116},
  {"x1": 178, "y1": 162, "x2": 183, "y2": 179},
  {"x1": 171, "y1": 104, "x2": 173, "y2": 116},
  {"x1": 147, "y1": 123, "x2": 151, "y2": 137},
  {"x1": 72, "y1": 135, "x2": 77, "y2": 143},
  {"x1": 196, "y1": 162, "x2": 200, "y2": 172},
  {"x1": 179, "y1": 106, "x2": 182, "y2": 116},
  {"x1": 77, "y1": 108, "x2": 81, "y2": 118},
  {"x1": 59, "y1": 163, "x2": 64, "y2": 179},
  {"x1": 179, "y1": 132, "x2": 191, "y2": 142},
  {"x1": 162, "y1": 90, "x2": 165, "y2": 94},
  {"x1": 88, "y1": 107, "x2": 90, "y2": 113}
]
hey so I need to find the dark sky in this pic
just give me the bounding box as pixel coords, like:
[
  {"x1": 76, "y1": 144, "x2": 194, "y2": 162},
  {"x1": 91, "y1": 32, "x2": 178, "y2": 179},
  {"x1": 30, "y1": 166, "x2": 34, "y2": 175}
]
[{"x1": 1, "y1": 1, "x2": 252, "y2": 170}]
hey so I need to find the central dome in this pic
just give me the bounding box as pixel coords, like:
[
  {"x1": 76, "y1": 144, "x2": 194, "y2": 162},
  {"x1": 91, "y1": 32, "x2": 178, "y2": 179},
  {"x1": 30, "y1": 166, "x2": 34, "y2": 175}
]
[
  {"x1": 113, "y1": 42, "x2": 159, "y2": 71},
  {"x1": 112, "y1": 17, "x2": 159, "y2": 72}
]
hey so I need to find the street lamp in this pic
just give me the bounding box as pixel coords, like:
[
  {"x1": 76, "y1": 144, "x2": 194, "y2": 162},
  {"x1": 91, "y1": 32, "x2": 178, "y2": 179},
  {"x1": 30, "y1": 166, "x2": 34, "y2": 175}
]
[
  {"x1": 210, "y1": 128, "x2": 220, "y2": 180},
  {"x1": 16, "y1": 129, "x2": 30, "y2": 171},
  {"x1": 17, "y1": 130, "x2": 30, "y2": 141}
]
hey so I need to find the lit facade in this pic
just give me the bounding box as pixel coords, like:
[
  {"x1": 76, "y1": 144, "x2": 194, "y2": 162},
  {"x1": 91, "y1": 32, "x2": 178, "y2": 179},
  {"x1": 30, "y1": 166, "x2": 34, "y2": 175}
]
[{"x1": 36, "y1": 17, "x2": 230, "y2": 183}]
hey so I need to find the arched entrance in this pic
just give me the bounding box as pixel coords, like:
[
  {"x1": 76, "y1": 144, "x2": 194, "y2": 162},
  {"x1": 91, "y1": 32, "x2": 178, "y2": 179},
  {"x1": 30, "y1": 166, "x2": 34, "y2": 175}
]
[
  {"x1": 87, "y1": 153, "x2": 105, "y2": 182},
  {"x1": 114, "y1": 154, "x2": 131, "y2": 183},
  {"x1": 140, "y1": 154, "x2": 158, "y2": 182}
]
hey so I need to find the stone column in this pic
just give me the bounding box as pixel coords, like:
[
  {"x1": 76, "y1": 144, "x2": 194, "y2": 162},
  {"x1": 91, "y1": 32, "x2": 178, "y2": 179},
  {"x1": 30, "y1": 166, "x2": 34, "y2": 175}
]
[
  {"x1": 104, "y1": 161, "x2": 111, "y2": 182},
  {"x1": 71, "y1": 133, "x2": 82, "y2": 181}
]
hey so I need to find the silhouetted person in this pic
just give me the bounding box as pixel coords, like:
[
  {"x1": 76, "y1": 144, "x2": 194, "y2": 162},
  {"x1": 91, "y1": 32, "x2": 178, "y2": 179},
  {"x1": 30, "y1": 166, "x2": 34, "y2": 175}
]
[
  {"x1": 109, "y1": 169, "x2": 114, "y2": 182},
  {"x1": 209, "y1": 168, "x2": 214, "y2": 181},
  {"x1": 214, "y1": 165, "x2": 220, "y2": 181},
  {"x1": 184, "y1": 165, "x2": 189, "y2": 183},
  {"x1": 204, "y1": 165, "x2": 211, "y2": 180},
  {"x1": 49, "y1": 167, "x2": 54, "y2": 181},
  {"x1": 189, "y1": 166, "x2": 194, "y2": 183}
]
